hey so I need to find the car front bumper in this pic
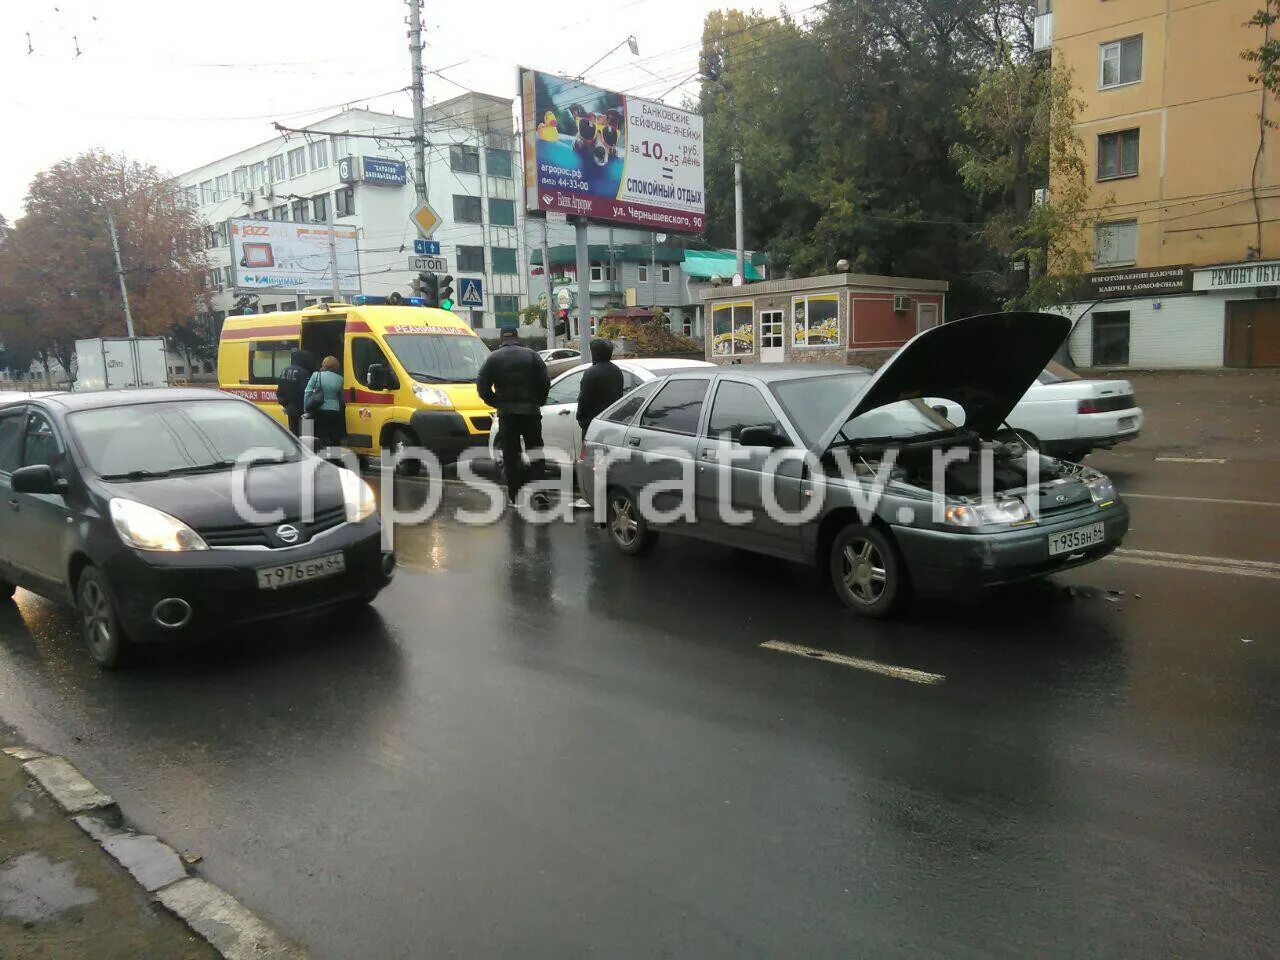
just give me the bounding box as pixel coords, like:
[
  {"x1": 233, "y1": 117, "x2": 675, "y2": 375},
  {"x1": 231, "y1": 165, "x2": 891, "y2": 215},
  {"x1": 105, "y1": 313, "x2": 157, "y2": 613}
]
[
  {"x1": 893, "y1": 500, "x2": 1130, "y2": 595},
  {"x1": 103, "y1": 517, "x2": 394, "y2": 643},
  {"x1": 409, "y1": 410, "x2": 492, "y2": 456}
]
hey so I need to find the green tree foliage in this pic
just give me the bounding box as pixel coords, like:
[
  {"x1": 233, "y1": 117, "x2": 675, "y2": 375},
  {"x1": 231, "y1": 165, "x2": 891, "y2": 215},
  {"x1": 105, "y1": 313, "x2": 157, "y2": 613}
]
[
  {"x1": 1244, "y1": 2, "x2": 1280, "y2": 125},
  {"x1": 0, "y1": 151, "x2": 208, "y2": 380},
  {"x1": 697, "y1": 1, "x2": 1094, "y2": 315}
]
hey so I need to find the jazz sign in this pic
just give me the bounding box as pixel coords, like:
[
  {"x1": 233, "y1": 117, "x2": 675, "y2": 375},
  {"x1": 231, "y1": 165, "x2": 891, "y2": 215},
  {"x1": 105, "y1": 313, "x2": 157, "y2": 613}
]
[{"x1": 519, "y1": 68, "x2": 705, "y2": 234}]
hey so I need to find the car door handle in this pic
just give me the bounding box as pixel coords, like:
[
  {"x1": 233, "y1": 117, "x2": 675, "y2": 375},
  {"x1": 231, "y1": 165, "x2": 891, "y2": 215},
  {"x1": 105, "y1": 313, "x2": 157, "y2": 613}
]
[
  {"x1": 558, "y1": 409, "x2": 572, "y2": 416},
  {"x1": 628, "y1": 437, "x2": 641, "y2": 447},
  {"x1": 7, "y1": 499, "x2": 17, "y2": 512}
]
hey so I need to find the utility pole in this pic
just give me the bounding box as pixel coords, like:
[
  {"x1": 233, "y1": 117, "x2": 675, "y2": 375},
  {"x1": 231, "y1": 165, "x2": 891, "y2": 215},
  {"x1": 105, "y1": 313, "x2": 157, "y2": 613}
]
[
  {"x1": 734, "y1": 159, "x2": 745, "y2": 282},
  {"x1": 407, "y1": 0, "x2": 427, "y2": 201},
  {"x1": 326, "y1": 200, "x2": 343, "y2": 301},
  {"x1": 106, "y1": 212, "x2": 136, "y2": 337},
  {"x1": 649, "y1": 231, "x2": 657, "y2": 310},
  {"x1": 575, "y1": 219, "x2": 591, "y2": 357}
]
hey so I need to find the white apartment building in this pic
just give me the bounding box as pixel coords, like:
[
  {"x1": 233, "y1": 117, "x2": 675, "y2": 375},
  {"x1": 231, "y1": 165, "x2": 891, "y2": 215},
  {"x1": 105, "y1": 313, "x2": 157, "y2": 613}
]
[{"x1": 177, "y1": 93, "x2": 528, "y2": 336}]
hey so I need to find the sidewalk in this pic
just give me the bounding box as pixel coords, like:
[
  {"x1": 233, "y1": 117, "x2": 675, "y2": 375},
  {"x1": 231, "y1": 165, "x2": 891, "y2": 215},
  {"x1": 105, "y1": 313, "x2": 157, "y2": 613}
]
[{"x1": 0, "y1": 743, "x2": 217, "y2": 960}]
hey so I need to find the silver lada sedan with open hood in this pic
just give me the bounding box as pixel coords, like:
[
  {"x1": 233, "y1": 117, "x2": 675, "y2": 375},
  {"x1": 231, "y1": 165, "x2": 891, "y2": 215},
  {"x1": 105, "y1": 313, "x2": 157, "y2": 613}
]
[{"x1": 581, "y1": 312, "x2": 1129, "y2": 617}]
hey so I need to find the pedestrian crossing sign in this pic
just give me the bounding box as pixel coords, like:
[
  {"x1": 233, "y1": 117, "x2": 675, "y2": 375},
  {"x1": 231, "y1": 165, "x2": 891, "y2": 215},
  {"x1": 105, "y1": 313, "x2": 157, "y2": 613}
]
[{"x1": 459, "y1": 278, "x2": 484, "y2": 306}]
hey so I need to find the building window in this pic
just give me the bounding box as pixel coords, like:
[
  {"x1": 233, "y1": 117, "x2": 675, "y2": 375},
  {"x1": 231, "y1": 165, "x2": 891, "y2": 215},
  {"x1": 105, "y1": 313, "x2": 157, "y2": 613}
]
[
  {"x1": 1098, "y1": 129, "x2": 1139, "y2": 180},
  {"x1": 494, "y1": 294, "x2": 519, "y2": 323},
  {"x1": 485, "y1": 148, "x2": 513, "y2": 179},
  {"x1": 1094, "y1": 220, "x2": 1137, "y2": 267},
  {"x1": 273, "y1": 204, "x2": 289, "y2": 221},
  {"x1": 291, "y1": 199, "x2": 309, "y2": 222},
  {"x1": 334, "y1": 186, "x2": 355, "y2": 217},
  {"x1": 268, "y1": 155, "x2": 287, "y2": 184},
  {"x1": 249, "y1": 163, "x2": 265, "y2": 189},
  {"x1": 232, "y1": 167, "x2": 248, "y2": 193},
  {"x1": 489, "y1": 198, "x2": 516, "y2": 226},
  {"x1": 1099, "y1": 35, "x2": 1142, "y2": 88},
  {"x1": 453, "y1": 194, "x2": 482, "y2": 223},
  {"x1": 311, "y1": 193, "x2": 328, "y2": 222},
  {"x1": 330, "y1": 135, "x2": 348, "y2": 160},
  {"x1": 711, "y1": 303, "x2": 754, "y2": 356},
  {"x1": 661, "y1": 265, "x2": 672, "y2": 283},
  {"x1": 215, "y1": 174, "x2": 230, "y2": 200},
  {"x1": 793, "y1": 294, "x2": 839, "y2": 347},
  {"x1": 450, "y1": 144, "x2": 481, "y2": 174},
  {"x1": 287, "y1": 146, "x2": 307, "y2": 178},
  {"x1": 251, "y1": 210, "x2": 269, "y2": 220},
  {"x1": 589, "y1": 261, "x2": 616, "y2": 282},
  {"x1": 457, "y1": 246, "x2": 485, "y2": 272},
  {"x1": 1092, "y1": 311, "x2": 1130, "y2": 366},
  {"x1": 199, "y1": 180, "x2": 214, "y2": 205},
  {"x1": 492, "y1": 247, "x2": 518, "y2": 275},
  {"x1": 309, "y1": 140, "x2": 329, "y2": 170},
  {"x1": 638, "y1": 264, "x2": 648, "y2": 283}
]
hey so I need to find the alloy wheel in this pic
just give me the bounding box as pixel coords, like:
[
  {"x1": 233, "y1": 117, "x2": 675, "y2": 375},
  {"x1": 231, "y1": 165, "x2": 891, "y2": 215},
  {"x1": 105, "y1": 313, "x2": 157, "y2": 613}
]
[
  {"x1": 841, "y1": 537, "x2": 888, "y2": 605},
  {"x1": 80, "y1": 578, "x2": 114, "y2": 658},
  {"x1": 610, "y1": 496, "x2": 638, "y2": 546}
]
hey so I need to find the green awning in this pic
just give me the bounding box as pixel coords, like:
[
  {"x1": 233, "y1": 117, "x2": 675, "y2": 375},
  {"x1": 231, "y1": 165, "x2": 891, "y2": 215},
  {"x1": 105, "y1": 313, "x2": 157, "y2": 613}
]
[{"x1": 681, "y1": 250, "x2": 762, "y2": 281}]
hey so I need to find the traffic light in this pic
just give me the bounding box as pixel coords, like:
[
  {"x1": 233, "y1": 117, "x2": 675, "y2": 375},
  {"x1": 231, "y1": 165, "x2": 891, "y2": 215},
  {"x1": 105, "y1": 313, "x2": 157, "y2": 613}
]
[
  {"x1": 439, "y1": 274, "x2": 454, "y2": 311},
  {"x1": 417, "y1": 271, "x2": 439, "y2": 307}
]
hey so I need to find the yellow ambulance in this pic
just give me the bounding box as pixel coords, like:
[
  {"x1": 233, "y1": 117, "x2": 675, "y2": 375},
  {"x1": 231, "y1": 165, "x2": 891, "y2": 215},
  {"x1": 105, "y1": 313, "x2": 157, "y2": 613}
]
[{"x1": 217, "y1": 297, "x2": 493, "y2": 471}]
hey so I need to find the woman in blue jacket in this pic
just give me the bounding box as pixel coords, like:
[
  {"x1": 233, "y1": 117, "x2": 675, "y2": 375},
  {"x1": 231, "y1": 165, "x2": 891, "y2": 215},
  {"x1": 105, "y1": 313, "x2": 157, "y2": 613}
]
[{"x1": 303, "y1": 355, "x2": 345, "y2": 449}]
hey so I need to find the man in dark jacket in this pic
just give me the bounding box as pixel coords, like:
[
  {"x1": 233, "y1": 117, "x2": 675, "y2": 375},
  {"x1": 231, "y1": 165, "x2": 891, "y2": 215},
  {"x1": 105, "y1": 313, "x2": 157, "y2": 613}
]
[
  {"x1": 276, "y1": 349, "x2": 315, "y2": 436},
  {"x1": 477, "y1": 329, "x2": 551, "y2": 504},
  {"x1": 576, "y1": 338, "x2": 625, "y2": 434}
]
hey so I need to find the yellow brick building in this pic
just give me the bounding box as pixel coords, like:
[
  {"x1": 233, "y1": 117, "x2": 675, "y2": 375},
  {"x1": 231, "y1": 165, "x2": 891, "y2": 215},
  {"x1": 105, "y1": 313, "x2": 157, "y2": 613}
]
[{"x1": 1042, "y1": 0, "x2": 1280, "y2": 367}]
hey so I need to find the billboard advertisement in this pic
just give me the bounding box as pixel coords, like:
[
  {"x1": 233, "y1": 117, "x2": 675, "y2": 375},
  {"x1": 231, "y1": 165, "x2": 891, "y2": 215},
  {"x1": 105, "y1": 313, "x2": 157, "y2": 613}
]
[
  {"x1": 227, "y1": 218, "x2": 361, "y2": 294},
  {"x1": 519, "y1": 68, "x2": 705, "y2": 233}
]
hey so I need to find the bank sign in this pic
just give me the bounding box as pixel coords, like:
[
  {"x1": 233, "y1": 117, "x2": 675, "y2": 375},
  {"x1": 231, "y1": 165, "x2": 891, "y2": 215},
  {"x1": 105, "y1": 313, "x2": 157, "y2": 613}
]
[
  {"x1": 1193, "y1": 259, "x2": 1280, "y2": 291},
  {"x1": 518, "y1": 67, "x2": 705, "y2": 234}
]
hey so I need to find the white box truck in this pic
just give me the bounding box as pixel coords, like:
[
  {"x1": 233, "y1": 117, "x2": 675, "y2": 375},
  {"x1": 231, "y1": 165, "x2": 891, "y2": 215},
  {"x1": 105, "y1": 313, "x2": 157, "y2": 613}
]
[{"x1": 75, "y1": 337, "x2": 170, "y2": 391}]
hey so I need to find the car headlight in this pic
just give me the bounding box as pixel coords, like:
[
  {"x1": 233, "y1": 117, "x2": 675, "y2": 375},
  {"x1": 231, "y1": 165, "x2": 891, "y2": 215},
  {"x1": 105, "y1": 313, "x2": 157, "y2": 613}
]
[
  {"x1": 412, "y1": 383, "x2": 453, "y2": 408},
  {"x1": 109, "y1": 498, "x2": 208, "y2": 552},
  {"x1": 1085, "y1": 475, "x2": 1117, "y2": 505},
  {"x1": 339, "y1": 468, "x2": 377, "y2": 522},
  {"x1": 943, "y1": 498, "x2": 1029, "y2": 527}
]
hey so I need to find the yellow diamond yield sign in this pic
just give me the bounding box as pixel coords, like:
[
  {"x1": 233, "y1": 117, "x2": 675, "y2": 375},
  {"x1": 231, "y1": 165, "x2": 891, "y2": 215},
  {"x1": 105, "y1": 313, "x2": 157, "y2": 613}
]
[{"x1": 409, "y1": 201, "x2": 441, "y2": 238}]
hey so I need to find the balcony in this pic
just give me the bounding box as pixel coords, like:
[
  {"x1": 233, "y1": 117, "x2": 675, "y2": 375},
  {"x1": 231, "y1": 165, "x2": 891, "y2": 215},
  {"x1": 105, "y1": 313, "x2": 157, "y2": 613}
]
[{"x1": 1033, "y1": 12, "x2": 1053, "y2": 52}]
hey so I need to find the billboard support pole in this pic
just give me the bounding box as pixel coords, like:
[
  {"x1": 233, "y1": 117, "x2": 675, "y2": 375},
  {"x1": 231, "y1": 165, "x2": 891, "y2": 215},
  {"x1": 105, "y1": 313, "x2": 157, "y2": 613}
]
[
  {"x1": 106, "y1": 212, "x2": 135, "y2": 338},
  {"x1": 575, "y1": 219, "x2": 591, "y2": 357},
  {"x1": 542, "y1": 221, "x2": 554, "y2": 348}
]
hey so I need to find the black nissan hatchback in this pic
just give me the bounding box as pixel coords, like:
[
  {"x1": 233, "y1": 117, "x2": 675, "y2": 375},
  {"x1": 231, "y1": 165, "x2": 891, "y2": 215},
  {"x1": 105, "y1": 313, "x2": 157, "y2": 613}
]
[{"x1": 0, "y1": 389, "x2": 395, "y2": 668}]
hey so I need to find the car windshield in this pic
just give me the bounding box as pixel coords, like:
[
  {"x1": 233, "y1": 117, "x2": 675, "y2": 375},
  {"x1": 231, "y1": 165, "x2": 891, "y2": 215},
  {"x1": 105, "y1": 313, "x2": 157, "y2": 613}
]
[
  {"x1": 385, "y1": 333, "x2": 490, "y2": 383},
  {"x1": 835, "y1": 399, "x2": 958, "y2": 444},
  {"x1": 770, "y1": 373, "x2": 870, "y2": 444},
  {"x1": 69, "y1": 399, "x2": 302, "y2": 480},
  {"x1": 1038, "y1": 360, "x2": 1082, "y2": 384}
]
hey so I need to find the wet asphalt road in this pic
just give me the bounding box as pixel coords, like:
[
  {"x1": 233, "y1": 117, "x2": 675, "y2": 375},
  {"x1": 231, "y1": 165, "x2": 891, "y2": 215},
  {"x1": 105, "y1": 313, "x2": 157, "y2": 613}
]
[{"x1": 1, "y1": 455, "x2": 1278, "y2": 958}]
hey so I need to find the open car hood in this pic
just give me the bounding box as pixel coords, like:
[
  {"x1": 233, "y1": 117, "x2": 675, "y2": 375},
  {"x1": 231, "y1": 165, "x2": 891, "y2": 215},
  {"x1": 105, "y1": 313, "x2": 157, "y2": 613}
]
[{"x1": 810, "y1": 312, "x2": 1072, "y2": 453}]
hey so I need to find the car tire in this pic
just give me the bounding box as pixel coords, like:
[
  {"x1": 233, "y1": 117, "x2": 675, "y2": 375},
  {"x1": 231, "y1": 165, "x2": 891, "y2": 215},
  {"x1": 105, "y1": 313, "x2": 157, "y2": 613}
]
[
  {"x1": 829, "y1": 523, "x2": 906, "y2": 619},
  {"x1": 606, "y1": 488, "x2": 657, "y2": 557},
  {"x1": 76, "y1": 567, "x2": 128, "y2": 669},
  {"x1": 0, "y1": 579, "x2": 15, "y2": 601},
  {"x1": 387, "y1": 428, "x2": 421, "y2": 477}
]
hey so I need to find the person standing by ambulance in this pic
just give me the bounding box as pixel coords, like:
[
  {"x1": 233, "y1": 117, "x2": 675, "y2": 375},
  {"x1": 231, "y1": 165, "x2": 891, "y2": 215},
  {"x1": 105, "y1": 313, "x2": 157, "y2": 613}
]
[{"x1": 477, "y1": 328, "x2": 551, "y2": 506}]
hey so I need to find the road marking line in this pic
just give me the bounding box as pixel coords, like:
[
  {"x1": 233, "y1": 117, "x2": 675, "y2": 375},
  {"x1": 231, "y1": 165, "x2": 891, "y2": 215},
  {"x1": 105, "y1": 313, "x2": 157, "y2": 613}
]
[
  {"x1": 760, "y1": 641, "x2": 945, "y2": 685},
  {"x1": 1122, "y1": 492, "x2": 1280, "y2": 508},
  {"x1": 1154, "y1": 456, "x2": 1227, "y2": 464},
  {"x1": 1114, "y1": 548, "x2": 1280, "y2": 571},
  {"x1": 1108, "y1": 555, "x2": 1280, "y2": 580}
]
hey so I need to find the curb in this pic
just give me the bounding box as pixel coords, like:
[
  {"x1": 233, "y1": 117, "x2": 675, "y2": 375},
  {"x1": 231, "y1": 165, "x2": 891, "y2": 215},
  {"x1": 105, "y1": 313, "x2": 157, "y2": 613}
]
[{"x1": 3, "y1": 744, "x2": 307, "y2": 959}]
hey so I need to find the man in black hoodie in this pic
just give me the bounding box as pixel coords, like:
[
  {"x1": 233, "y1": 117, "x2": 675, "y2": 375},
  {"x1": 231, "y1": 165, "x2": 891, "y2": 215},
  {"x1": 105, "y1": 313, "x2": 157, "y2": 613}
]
[
  {"x1": 477, "y1": 329, "x2": 551, "y2": 504},
  {"x1": 576, "y1": 338, "x2": 625, "y2": 435},
  {"x1": 276, "y1": 348, "x2": 315, "y2": 436}
]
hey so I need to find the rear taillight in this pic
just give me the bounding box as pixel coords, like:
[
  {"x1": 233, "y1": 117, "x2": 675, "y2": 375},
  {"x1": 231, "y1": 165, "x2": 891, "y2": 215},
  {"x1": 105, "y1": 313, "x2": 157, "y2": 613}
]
[{"x1": 1077, "y1": 399, "x2": 1099, "y2": 415}]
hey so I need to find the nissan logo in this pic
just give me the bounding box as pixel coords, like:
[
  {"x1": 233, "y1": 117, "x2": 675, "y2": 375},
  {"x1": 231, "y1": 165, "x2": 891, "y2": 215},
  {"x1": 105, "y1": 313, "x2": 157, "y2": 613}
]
[{"x1": 276, "y1": 524, "x2": 300, "y2": 545}]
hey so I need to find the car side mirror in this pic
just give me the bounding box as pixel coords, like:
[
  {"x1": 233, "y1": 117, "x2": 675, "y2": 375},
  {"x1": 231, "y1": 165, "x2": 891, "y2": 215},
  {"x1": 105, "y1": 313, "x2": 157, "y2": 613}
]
[
  {"x1": 11, "y1": 464, "x2": 66, "y2": 495},
  {"x1": 738, "y1": 426, "x2": 788, "y2": 448},
  {"x1": 366, "y1": 363, "x2": 394, "y2": 391}
]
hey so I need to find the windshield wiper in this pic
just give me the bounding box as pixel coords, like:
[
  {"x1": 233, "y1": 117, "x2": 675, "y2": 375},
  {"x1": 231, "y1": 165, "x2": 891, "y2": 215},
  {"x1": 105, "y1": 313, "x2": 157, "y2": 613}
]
[
  {"x1": 167, "y1": 460, "x2": 237, "y2": 475},
  {"x1": 99, "y1": 468, "x2": 173, "y2": 481},
  {"x1": 407, "y1": 371, "x2": 452, "y2": 383}
]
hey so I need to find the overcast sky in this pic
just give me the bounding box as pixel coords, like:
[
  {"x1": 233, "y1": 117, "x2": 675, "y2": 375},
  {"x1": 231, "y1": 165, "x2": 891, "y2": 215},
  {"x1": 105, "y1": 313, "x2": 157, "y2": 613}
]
[{"x1": 2, "y1": 0, "x2": 792, "y2": 219}]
